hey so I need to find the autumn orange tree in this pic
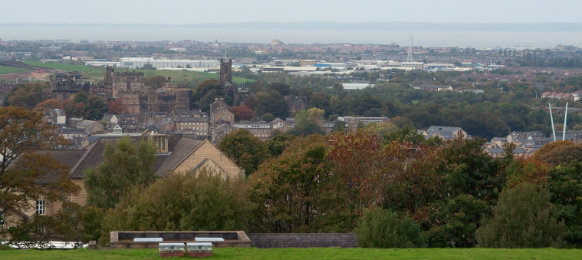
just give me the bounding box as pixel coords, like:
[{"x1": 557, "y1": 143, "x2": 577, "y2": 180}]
[
  {"x1": 0, "y1": 107, "x2": 79, "y2": 224},
  {"x1": 326, "y1": 131, "x2": 414, "y2": 226},
  {"x1": 505, "y1": 157, "x2": 551, "y2": 187},
  {"x1": 230, "y1": 105, "x2": 255, "y2": 121},
  {"x1": 532, "y1": 140, "x2": 582, "y2": 166},
  {"x1": 5, "y1": 83, "x2": 43, "y2": 108}
]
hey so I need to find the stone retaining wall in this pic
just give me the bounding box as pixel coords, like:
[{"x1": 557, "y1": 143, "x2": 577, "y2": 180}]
[{"x1": 248, "y1": 233, "x2": 357, "y2": 248}]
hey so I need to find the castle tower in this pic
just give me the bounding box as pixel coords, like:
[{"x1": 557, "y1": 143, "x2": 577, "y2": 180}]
[
  {"x1": 220, "y1": 59, "x2": 232, "y2": 85},
  {"x1": 220, "y1": 58, "x2": 238, "y2": 105}
]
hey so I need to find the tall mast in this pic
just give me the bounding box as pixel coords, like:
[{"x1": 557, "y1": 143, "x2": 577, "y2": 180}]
[
  {"x1": 549, "y1": 103, "x2": 556, "y2": 142},
  {"x1": 562, "y1": 102, "x2": 569, "y2": 141},
  {"x1": 407, "y1": 33, "x2": 413, "y2": 63}
]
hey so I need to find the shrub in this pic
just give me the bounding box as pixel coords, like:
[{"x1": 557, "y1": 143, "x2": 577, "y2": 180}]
[
  {"x1": 356, "y1": 208, "x2": 426, "y2": 248},
  {"x1": 426, "y1": 194, "x2": 489, "y2": 248},
  {"x1": 98, "y1": 169, "x2": 252, "y2": 245},
  {"x1": 476, "y1": 183, "x2": 567, "y2": 248}
]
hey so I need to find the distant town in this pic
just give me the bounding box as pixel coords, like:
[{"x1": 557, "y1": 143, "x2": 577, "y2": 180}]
[
  {"x1": 1, "y1": 8, "x2": 582, "y2": 257},
  {"x1": 1, "y1": 39, "x2": 580, "y2": 156}
]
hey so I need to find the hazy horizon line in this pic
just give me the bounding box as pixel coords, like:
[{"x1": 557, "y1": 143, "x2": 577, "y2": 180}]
[
  {"x1": 3, "y1": 21, "x2": 581, "y2": 28},
  {"x1": 2, "y1": 22, "x2": 580, "y2": 48}
]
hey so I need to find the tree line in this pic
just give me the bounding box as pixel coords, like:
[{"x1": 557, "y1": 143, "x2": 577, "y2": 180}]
[{"x1": 2, "y1": 107, "x2": 579, "y2": 248}]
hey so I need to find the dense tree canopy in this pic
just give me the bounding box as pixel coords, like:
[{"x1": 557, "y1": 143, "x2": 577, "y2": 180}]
[
  {"x1": 288, "y1": 108, "x2": 325, "y2": 136},
  {"x1": 532, "y1": 141, "x2": 582, "y2": 167},
  {"x1": 84, "y1": 137, "x2": 156, "y2": 209},
  {"x1": 249, "y1": 135, "x2": 349, "y2": 232},
  {"x1": 218, "y1": 129, "x2": 270, "y2": 177},
  {"x1": 255, "y1": 90, "x2": 289, "y2": 119},
  {"x1": 476, "y1": 183, "x2": 567, "y2": 248},
  {"x1": 192, "y1": 79, "x2": 225, "y2": 112},
  {"x1": 5, "y1": 83, "x2": 43, "y2": 108}
]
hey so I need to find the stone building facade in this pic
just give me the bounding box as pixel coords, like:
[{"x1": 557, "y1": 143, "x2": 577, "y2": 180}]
[{"x1": 91, "y1": 67, "x2": 192, "y2": 115}]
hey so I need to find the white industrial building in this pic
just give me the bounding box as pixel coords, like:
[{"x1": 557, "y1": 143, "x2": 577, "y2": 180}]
[{"x1": 118, "y1": 57, "x2": 220, "y2": 70}]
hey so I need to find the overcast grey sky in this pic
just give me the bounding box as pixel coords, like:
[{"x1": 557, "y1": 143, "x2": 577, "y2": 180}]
[{"x1": 2, "y1": 0, "x2": 581, "y2": 24}]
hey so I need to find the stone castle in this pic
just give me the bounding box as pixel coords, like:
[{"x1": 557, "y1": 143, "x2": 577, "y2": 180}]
[{"x1": 94, "y1": 67, "x2": 192, "y2": 114}]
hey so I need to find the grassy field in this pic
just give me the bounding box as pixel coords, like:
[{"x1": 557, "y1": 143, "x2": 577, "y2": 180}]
[
  {"x1": 0, "y1": 65, "x2": 33, "y2": 74},
  {"x1": 141, "y1": 69, "x2": 253, "y2": 85},
  {"x1": 20, "y1": 61, "x2": 253, "y2": 84},
  {"x1": 0, "y1": 247, "x2": 579, "y2": 260}
]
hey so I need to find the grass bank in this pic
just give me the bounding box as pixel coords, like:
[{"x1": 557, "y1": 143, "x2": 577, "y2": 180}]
[
  {"x1": 0, "y1": 247, "x2": 579, "y2": 260},
  {"x1": 0, "y1": 65, "x2": 33, "y2": 74}
]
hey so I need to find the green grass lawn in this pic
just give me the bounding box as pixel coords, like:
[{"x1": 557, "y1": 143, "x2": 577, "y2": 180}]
[
  {"x1": 0, "y1": 248, "x2": 579, "y2": 260},
  {"x1": 20, "y1": 60, "x2": 253, "y2": 84},
  {"x1": 0, "y1": 65, "x2": 33, "y2": 74}
]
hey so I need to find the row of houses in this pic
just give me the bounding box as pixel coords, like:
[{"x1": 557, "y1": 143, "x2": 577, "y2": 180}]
[
  {"x1": 45, "y1": 98, "x2": 394, "y2": 149},
  {"x1": 416, "y1": 126, "x2": 581, "y2": 159},
  {"x1": 541, "y1": 91, "x2": 581, "y2": 102},
  {"x1": 486, "y1": 130, "x2": 582, "y2": 158}
]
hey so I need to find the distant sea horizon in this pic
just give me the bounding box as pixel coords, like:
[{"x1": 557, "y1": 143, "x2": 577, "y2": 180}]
[{"x1": 1, "y1": 22, "x2": 580, "y2": 48}]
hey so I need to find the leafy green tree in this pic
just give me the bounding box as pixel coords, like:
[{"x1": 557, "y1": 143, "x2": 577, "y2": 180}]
[
  {"x1": 437, "y1": 138, "x2": 506, "y2": 203},
  {"x1": 351, "y1": 94, "x2": 385, "y2": 116},
  {"x1": 249, "y1": 135, "x2": 349, "y2": 232},
  {"x1": 192, "y1": 79, "x2": 224, "y2": 112},
  {"x1": 218, "y1": 129, "x2": 270, "y2": 177},
  {"x1": 145, "y1": 75, "x2": 167, "y2": 88},
  {"x1": 84, "y1": 137, "x2": 156, "y2": 209},
  {"x1": 261, "y1": 113, "x2": 275, "y2": 122},
  {"x1": 476, "y1": 183, "x2": 567, "y2": 248},
  {"x1": 80, "y1": 206, "x2": 104, "y2": 242},
  {"x1": 83, "y1": 96, "x2": 107, "y2": 120},
  {"x1": 266, "y1": 134, "x2": 295, "y2": 157},
  {"x1": 381, "y1": 146, "x2": 444, "y2": 216},
  {"x1": 356, "y1": 208, "x2": 426, "y2": 248},
  {"x1": 140, "y1": 63, "x2": 156, "y2": 70},
  {"x1": 99, "y1": 169, "x2": 251, "y2": 245},
  {"x1": 267, "y1": 82, "x2": 291, "y2": 96},
  {"x1": 460, "y1": 111, "x2": 510, "y2": 139},
  {"x1": 309, "y1": 92, "x2": 330, "y2": 112},
  {"x1": 288, "y1": 108, "x2": 324, "y2": 136},
  {"x1": 425, "y1": 195, "x2": 488, "y2": 248},
  {"x1": 382, "y1": 125, "x2": 441, "y2": 146},
  {"x1": 255, "y1": 90, "x2": 289, "y2": 119},
  {"x1": 362, "y1": 121, "x2": 398, "y2": 138},
  {"x1": 547, "y1": 162, "x2": 582, "y2": 247},
  {"x1": 72, "y1": 91, "x2": 88, "y2": 104}
]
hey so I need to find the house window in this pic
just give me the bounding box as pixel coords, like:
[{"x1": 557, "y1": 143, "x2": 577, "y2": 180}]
[{"x1": 36, "y1": 200, "x2": 45, "y2": 215}]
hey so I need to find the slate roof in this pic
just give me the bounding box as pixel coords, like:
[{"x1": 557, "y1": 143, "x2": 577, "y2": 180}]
[
  {"x1": 31, "y1": 150, "x2": 86, "y2": 185},
  {"x1": 155, "y1": 138, "x2": 204, "y2": 177},
  {"x1": 43, "y1": 150, "x2": 86, "y2": 170},
  {"x1": 426, "y1": 125, "x2": 465, "y2": 140},
  {"x1": 69, "y1": 136, "x2": 205, "y2": 179}
]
